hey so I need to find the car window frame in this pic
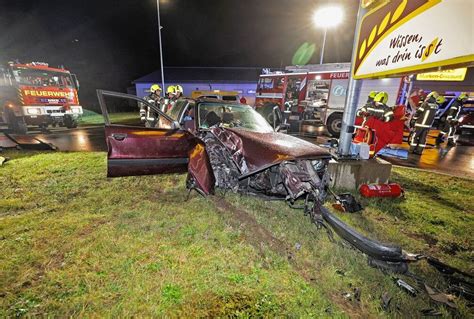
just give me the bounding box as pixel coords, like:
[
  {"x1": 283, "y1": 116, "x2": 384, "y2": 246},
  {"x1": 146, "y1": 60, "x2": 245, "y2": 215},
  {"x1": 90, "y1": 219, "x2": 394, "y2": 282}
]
[{"x1": 97, "y1": 89, "x2": 176, "y2": 128}]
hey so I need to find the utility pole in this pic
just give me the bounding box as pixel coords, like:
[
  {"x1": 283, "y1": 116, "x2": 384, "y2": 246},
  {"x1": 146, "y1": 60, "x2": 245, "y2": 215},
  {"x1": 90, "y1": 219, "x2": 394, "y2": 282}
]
[{"x1": 320, "y1": 28, "x2": 327, "y2": 64}]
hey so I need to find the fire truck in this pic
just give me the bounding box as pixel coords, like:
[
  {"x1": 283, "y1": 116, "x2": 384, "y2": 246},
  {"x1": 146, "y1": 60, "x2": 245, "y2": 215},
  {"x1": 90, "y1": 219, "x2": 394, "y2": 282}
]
[
  {"x1": 0, "y1": 61, "x2": 82, "y2": 134},
  {"x1": 255, "y1": 63, "x2": 406, "y2": 136}
]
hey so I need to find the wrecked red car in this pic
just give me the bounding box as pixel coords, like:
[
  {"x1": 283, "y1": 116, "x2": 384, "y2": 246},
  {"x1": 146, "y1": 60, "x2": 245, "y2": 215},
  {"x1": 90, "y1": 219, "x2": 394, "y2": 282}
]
[
  {"x1": 97, "y1": 91, "x2": 474, "y2": 299},
  {"x1": 97, "y1": 90, "x2": 331, "y2": 215}
]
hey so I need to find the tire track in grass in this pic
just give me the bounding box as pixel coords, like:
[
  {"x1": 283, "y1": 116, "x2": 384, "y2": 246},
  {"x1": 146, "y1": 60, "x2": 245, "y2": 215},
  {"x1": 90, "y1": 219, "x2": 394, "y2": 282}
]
[{"x1": 211, "y1": 196, "x2": 368, "y2": 318}]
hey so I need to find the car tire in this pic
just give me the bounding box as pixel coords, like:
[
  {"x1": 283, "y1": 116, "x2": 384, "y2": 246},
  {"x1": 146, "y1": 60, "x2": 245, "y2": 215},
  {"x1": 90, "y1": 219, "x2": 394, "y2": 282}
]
[
  {"x1": 64, "y1": 115, "x2": 78, "y2": 129},
  {"x1": 6, "y1": 110, "x2": 28, "y2": 134},
  {"x1": 326, "y1": 113, "x2": 343, "y2": 137}
]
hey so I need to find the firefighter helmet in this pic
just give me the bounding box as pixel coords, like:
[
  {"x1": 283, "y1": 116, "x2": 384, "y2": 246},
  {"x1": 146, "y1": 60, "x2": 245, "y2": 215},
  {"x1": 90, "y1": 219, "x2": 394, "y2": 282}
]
[
  {"x1": 426, "y1": 91, "x2": 440, "y2": 101},
  {"x1": 436, "y1": 95, "x2": 446, "y2": 105},
  {"x1": 166, "y1": 85, "x2": 176, "y2": 95},
  {"x1": 150, "y1": 84, "x2": 162, "y2": 93},
  {"x1": 175, "y1": 85, "x2": 183, "y2": 94},
  {"x1": 458, "y1": 92, "x2": 468, "y2": 101},
  {"x1": 368, "y1": 91, "x2": 378, "y2": 99},
  {"x1": 374, "y1": 91, "x2": 389, "y2": 104}
]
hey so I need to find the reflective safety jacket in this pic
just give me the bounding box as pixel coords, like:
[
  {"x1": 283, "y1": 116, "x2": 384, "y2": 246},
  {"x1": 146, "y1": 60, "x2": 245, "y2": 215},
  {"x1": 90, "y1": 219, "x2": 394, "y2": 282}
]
[
  {"x1": 367, "y1": 102, "x2": 394, "y2": 122},
  {"x1": 413, "y1": 99, "x2": 438, "y2": 128},
  {"x1": 146, "y1": 93, "x2": 162, "y2": 106},
  {"x1": 446, "y1": 99, "x2": 463, "y2": 122}
]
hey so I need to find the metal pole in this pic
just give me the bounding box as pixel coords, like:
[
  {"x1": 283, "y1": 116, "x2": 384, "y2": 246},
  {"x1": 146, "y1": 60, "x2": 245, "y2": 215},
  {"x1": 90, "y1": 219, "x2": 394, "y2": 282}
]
[
  {"x1": 337, "y1": 5, "x2": 365, "y2": 156},
  {"x1": 156, "y1": 0, "x2": 165, "y2": 95},
  {"x1": 320, "y1": 28, "x2": 327, "y2": 65}
]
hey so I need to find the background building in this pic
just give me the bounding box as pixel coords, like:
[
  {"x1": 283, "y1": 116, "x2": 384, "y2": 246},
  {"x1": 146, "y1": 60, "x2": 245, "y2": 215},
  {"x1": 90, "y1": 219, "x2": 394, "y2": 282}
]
[{"x1": 133, "y1": 67, "x2": 261, "y2": 105}]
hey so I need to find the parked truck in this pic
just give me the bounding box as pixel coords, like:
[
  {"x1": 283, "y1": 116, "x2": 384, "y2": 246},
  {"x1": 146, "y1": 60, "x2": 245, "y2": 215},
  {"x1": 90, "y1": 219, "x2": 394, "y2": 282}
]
[
  {"x1": 0, "y1": 61, "x2": 83, "y2": 134},
  {"x1": 255, "y1": 63, "x2": 408, "y2": 136}
]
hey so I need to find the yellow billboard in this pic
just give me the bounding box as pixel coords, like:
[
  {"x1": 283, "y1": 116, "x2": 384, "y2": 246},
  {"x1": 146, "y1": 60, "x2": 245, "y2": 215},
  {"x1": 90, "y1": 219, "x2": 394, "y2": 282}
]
[
  {"x1": 416, "y1": 68, "x2": 467, "y2": 81},
  {"x1": 353, "y1": 0, "x2": 474, "y2": 79}
]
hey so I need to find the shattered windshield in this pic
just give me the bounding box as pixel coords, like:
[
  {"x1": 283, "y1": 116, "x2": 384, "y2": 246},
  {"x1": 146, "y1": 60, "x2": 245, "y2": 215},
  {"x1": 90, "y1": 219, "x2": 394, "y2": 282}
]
[
  {"x1": 198, "y1": 103, "x2": 274, "y2": 133},
  {"x1": 11, "y1": 67, "x2": 74, "y2": 88}
]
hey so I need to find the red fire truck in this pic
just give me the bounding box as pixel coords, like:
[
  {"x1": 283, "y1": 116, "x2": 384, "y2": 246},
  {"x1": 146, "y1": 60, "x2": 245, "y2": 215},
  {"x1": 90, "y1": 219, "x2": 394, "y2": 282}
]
[
  {"x1": 255, "y1": 63, "x2": 406, "y2": 136},
  {"x1": 0, "y1": 61, "x2": 82, "y2": 134}
]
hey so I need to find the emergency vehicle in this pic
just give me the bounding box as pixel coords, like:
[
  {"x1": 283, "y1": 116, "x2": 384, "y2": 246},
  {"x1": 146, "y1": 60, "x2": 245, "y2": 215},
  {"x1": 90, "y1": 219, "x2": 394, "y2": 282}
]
[
  {"x1": 0, "y1": 61, "x2": 82, "y2": 134},
  {"x1": 255, "y1": 63, "x2": 408, "y2": 136},
  {"x1": 191, "y1": 90, "x2": 240, "y2": 101}
]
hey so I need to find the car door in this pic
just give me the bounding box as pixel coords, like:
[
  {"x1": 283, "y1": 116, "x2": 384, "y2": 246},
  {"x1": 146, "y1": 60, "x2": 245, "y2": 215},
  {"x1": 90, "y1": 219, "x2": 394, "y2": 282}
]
[{"x1": 97, "y1": 90, "x2": 195, "y2": 177}]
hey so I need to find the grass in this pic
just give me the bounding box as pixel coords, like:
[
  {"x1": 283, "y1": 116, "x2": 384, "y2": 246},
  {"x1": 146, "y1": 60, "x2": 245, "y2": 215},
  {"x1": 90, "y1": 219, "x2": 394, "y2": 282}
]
[
  {"x1": 0, "y1": 151, "x2": 473, "y2": 317},
  {"x1": 79, "y1": 109, "x2": 138, "y2": 126}
]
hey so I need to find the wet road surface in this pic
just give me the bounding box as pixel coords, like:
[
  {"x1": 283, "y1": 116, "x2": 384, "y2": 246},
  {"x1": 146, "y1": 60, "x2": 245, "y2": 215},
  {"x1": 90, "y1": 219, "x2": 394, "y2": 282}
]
[
  {"x1": 4, "y1": 126, "x2": 107, "y2": 152},
  {"x1": 2, "y1": 125, "x2": 473, "y2": 179}
]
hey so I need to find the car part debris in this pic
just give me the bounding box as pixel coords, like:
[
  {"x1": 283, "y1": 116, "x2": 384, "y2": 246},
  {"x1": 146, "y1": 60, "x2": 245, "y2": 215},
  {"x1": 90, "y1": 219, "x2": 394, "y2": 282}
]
[
  {"x1": 381, "y1": 292, "x2": 392, "y2": 311},
  {"x1": 424, "y1": 283, "x2": 457, "y2": 309},
  {"x1": 321, "y1": 206, "x2": 405, "y2": 262},
  {"x1": 330, "y1": 192, "x2": 363, "y2": 213},
  {"x1": 427, "y1": 256, "x2": 473, "y2": 279},
  {"x1": 394, "y1": 277, "x2": 418, "y2": 296},
  {"x1": 0, "y1": 156, "x2": 8, "y2": 166},
  {"x1": 447, "y1": 278, "x2": 474, "y2": 303},
  {"x1": 368, "y1": 257, "x2": 408, "y2": 274},
  {"x1": 420, "y1": 308, "x2": 442, "y2": 316}
]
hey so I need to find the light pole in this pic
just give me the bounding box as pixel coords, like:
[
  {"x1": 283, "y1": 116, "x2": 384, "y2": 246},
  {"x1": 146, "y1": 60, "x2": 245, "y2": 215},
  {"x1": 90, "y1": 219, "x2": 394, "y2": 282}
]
[
  {"x1": 156, "y1": 0, "x2": 165, "y2": 93},
  {"x1": 312, "y1": 6, "x2": 344, "y2": 64}
]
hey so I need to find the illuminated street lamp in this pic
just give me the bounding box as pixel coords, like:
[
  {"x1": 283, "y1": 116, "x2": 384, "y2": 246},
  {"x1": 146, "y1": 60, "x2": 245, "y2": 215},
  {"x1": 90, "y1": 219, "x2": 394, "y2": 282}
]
[{"x1": 312, "y1": 6, "x2": 344, "y2": 64}]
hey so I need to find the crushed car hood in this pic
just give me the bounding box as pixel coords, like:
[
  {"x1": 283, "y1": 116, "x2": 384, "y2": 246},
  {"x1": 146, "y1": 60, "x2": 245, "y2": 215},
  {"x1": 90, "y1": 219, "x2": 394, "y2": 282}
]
[{"x1": 211, "y1": 127, "x2": 331, "y2": 175}]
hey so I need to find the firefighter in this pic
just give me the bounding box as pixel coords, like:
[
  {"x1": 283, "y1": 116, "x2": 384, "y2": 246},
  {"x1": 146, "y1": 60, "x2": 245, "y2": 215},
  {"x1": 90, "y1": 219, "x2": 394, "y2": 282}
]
[
  {"x1": 356, "y1": 91, "x2": 378, "y2": 119},
  {"x1": 436, "y1": 92, "x2": 468, "y2": 146},
  {"x1": 140, "y1": 84, "x2": 162, "y2": 126},
  {"x1": 368, "y1": 91, "x2": 394, "y2": 122},
  {"x1": 409, "y1": 91, "x2": 445, "y2": 154},
  {"x1": 162, "y1": 85, "x2": 177, "y2": 112},
  {"x1": 408, "y1": 89, "x2": 426, "y2": 129},
  {"x1": 175, "y1": 84, "x2": 184, "y2": 99}
]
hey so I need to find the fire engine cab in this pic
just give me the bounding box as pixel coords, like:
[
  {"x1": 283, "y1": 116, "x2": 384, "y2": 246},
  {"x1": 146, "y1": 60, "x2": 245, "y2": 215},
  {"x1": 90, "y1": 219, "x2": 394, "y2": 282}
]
[
  {"x1": 255, "y1": 63, "x2": 405, "y2": 136},
  {"x1": 0, "y1": 61, "x2": 83, "y2": 134}
]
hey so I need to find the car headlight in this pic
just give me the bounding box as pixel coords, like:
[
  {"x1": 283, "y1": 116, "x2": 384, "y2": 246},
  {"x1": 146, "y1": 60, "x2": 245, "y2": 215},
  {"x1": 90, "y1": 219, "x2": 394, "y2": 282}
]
[
  {"x1": 27, "y1": 108, "x2": 41, "y2": 115},
  {"x1": 458, "y1": 116, "x2": 465, "y2": 124},
  {"x1": 71, "y1": 107, "x2": 82, "y2": 114}
]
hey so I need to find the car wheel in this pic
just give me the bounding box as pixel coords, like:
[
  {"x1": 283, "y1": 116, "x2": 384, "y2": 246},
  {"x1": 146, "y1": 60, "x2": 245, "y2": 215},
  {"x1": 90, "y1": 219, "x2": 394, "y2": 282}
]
[
  {"x1": 326, "y1": 113, "x2": 343, "y2": 137},
  {"x1": 64, "y1": 115, "x2": 78, "y2": 129},
  {"x1": 7, "y1": 110, "x2": 28, "y2": 134}
]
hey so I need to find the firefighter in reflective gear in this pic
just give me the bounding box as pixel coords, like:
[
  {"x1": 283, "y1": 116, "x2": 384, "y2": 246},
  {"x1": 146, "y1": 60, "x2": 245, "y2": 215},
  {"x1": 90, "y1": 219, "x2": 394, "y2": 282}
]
[
  {"x1": 175, "y1": 84, "x2": 184, "y2": 99},
  {"x1": 436, "y1": 92, "x2": 468, "y2": 146},
  {"x1": 409, "y1": 91, "x2": 445, "y2": 154},
  {"x1": 367, "y1": 91, "x2": 394, "y2": 122},
  {"x1": 162, "y1": 85, "x2": 177, "y2": 112},
  {"x1": 141, "y1": 84, "x2": 162, "y2": 126},
  {"x1": 356, "y1": 91, "x2": 378, "y2": 118}
]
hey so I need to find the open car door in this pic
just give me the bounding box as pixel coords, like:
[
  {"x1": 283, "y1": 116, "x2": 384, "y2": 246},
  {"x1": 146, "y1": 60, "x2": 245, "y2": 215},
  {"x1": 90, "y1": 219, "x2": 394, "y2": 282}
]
[{"x1": 97, "y1": 90, "x2": 195, "y2": 177}]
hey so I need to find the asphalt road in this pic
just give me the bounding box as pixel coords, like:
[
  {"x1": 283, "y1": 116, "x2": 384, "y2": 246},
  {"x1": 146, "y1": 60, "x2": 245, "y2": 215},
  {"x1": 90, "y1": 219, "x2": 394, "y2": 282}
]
[{"x1": 3, "y1": 125, "x2": 473, "y2": 180}]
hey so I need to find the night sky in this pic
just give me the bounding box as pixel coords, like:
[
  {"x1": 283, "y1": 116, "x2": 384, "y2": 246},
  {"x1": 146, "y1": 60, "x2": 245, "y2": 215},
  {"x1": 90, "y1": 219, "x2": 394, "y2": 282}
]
[{"x1": 0, "y1": 0, "x2": 358, "y2": 110}]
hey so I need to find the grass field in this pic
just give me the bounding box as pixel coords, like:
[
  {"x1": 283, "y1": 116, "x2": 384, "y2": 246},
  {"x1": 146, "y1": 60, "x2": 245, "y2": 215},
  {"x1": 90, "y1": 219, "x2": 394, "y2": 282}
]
[
  {"x1": 0, "y1": 151, "x2": 473, "y2": 317},
  {"x1": 79, "y1": 110, "x2": 137, "y2": 126}
]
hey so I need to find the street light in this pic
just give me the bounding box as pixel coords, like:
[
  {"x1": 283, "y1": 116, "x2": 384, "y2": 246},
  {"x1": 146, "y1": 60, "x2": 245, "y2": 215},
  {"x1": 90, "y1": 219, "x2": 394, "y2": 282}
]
[
  {"x1": 156, "y1": 0, "x2": 165, "y2": 93},
  {"x1": 312, "y1": 6, "x2": 344, "y2": 64}
]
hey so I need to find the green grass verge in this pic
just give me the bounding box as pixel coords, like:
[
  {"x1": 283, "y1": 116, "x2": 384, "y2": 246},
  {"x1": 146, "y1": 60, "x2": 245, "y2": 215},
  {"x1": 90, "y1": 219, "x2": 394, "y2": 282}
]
[
  {"x1": 0, "y1": 151, "x2": 472, "y2": 317},
  {"x1": 79, "y1": 110, "x2": 138, "y2": 126}
]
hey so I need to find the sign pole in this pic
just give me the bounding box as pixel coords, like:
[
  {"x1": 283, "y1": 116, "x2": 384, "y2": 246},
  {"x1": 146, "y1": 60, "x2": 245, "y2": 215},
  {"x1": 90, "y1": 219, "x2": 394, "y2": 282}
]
[
  {"x1": 338, "y1": 5, "x2": 365, "y2": 156},
  {"x1": 156, "y1": 0, "x2": 165, "y2": 95}
]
